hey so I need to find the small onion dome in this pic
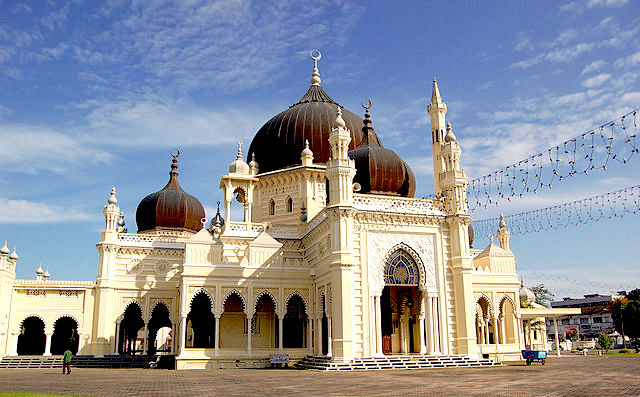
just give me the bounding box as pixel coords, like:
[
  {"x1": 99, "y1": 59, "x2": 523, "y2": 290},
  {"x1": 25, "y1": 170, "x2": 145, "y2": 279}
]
[
  {"x1": 519, "y1": 280, "x2": 536, "y2": 303},
  {"x1": 247, "y1": 52, "x2": 382, "y2": 174},
  {"x1": 136, "y1": 152, "x2": 205, "y2": 233},
  {"x1": 0, "y1": 241, "x2": 9, "y2": 255},
  {"x1": 9, "y1": 247, "x2": 18, "y2": 260},
  {"x1": 212, "y1": 201, "x2": 225, "y2": 228},
  {"x1": 468, "y1": 223, "x2": 474, "y2": 248},
  {"x1": 248, "y1": 152, "x2": 258, "y2": 170},
  {"x1": 36, "y1": 264, "x2": 43, "y2": 275},
  {"x1": 229, "y1": 141, "x2": 250, "y2": 174},
  {"x1": 444, "y1": 122, "x2": 457, "y2": 142},
  {"x1": 43, "y1": 269, "x2": 50, "y2": 279},
  {"x1": 108, "y1": 186, "x2": 118, "y2": 205},
  {"x1": 347, "y1": 101, "x2": 416, "y2": 197},
  {"x1": 301, "y1": 139, "x2": 313, "y2": 158}
]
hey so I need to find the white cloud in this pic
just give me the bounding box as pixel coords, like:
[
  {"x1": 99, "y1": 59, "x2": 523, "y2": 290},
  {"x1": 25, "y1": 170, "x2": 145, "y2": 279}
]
[
  {"x1": 0, "y1": 197, "x2": 91, "y2": 223},
  {"x1": 587, "y1": 0, "x2": 629, "y2": 7},
  {"x1": 581, "y1": 60, "x2": 606, "y2": 74},
  {"x1": 582, "y1": 73, "x2": 612, "y2": 88},
  {"x1": 560, "y1": 0, "x2": 629, "y2": 13},
  {"x1": 613, "y1": 51, "x2": 640, "y2": 69},
  {"x1": 0, "y1": 124, "x2": 113, "y2": 175}
]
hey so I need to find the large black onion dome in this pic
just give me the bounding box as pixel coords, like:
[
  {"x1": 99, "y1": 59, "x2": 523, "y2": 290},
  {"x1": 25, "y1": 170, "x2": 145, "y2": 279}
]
[
  {"x1": 136, "y1": 153, "x2": 205, "y2": 233},
  {"x1": 348, "y1": 103, "x2": 416, "y2": 197},
  {"x1": 247, "y1": 85, "x2": 382, "y2": 174}
]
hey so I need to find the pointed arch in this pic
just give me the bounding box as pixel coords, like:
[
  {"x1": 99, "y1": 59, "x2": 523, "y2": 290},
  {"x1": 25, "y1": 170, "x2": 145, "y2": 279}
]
[
  {"x1": 286, "y1": 196, "x2": 293, "y2": 213},
  {"x1": 150, "y1": 300, "x2": 172, "y2": 322},
  {"x1": 268, "y1": 199, "x2": 276, "y2": 216},
  {"x1": 122, "y1": 299, "x2": 143, "y2": 317},
  {"x1": 381, "y1": 243, "x2": 426, "y2": 289},
  {"x1": 254, "y1": 289, "x2": 278, "y2": 315},
  {"x1": 285, "y1": 290, "x2": 309, "y2": 316},
  {"x1": 498, "y1": 294, "x2": 518, "y2": 316},
  {"x1": 19, "y1": 314, "x2": 46, "y2": 330},
  {"x1": 190, "y1": 289, "x2": 214, "y2": 312},
  {"x1": 53, "y1": 314, "x2": 81, "y2": 330},
  {"x1": 476, "y1": 294, "x2": 493, "y2": 318},
  {"x1": 222, "y1": 289, "x2": 247, "y2": 313}
]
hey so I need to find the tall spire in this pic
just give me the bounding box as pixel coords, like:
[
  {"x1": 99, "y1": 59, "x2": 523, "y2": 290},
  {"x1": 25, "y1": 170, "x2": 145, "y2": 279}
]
[
  {"x1": 170, "y1": 149, "x2": 180, "y2": 178},
  {"x1": 361, "y1": 98, "x2": 374, "y2": 141},
  {"x1": 108, "y1": 186, "x2": 117, "y2": 205},
  {"x1": 310, "y1": 49, "x2": 322, "y2": 86},
  {"x1": 431, "y1": 77, "x2": 442, "y2": 104}
]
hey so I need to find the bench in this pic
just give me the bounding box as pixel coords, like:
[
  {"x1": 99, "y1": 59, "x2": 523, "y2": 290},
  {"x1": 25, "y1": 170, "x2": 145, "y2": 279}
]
[{"x1": 269, "y1": 354, "x2": 289, "y2": 367}]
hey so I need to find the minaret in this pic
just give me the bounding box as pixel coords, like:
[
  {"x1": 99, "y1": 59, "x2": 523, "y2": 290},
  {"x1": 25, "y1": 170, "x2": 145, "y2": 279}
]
[
  {"x1": 439, "y1": 122, "x2": 469, "y2": 215},
  {"x1": 427, "y1": 77, "x2": 447, "y2": 196},
  {"x1": 325, "y1": 107, "x2": 357, "y2": 362},
  {"x1": 497, "y1": 214, "x2": 511, "y2": 251},
  {"x1": 326, "y1": 107, "x2": 356, "y2": 206},
  {"x1": 0, "y1": 243, "x2": 17, "y2": 356},
  {"x1": 102, "y1": 187, "x2": 120, "y2": 241}
]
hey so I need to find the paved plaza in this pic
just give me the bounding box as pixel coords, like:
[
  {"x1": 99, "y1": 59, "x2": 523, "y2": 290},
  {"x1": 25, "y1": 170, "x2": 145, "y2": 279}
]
[{"x1": 0, "y1": 356, "x2": 639, "y2": 396}]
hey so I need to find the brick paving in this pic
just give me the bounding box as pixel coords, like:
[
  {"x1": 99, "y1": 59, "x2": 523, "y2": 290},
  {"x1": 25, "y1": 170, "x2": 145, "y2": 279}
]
[{"x1": 0, "y1": 355, "x2": 639, "y2": 396}]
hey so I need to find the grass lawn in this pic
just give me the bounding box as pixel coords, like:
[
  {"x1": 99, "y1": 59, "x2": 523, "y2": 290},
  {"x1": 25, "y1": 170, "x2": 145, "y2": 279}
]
[{"x1": 605, "y1": 351, "x2": 640, "y2": 356}]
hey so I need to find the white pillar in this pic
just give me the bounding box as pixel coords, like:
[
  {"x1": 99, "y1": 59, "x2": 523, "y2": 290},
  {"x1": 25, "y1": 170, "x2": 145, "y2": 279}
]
[
  {"x1": 426, "y1": 297, "x2": 434, "y2": 354},
  {"x1": 433, "y1": 297, "x2": 441, "y2": 353},
  {"x1": 316, "y1": 317, "x2": 322, "y2": 355},
  {"x1": 553, "y1": 317, "x2": 561, "y2": 357},
  {"x1": 484, "y1": 319, "x2": 490, "y2": 345},
  {"x1": 10, "y1": 331, "x2": 18, "y2": 356},
  {"x1": 500, "y1": 315, "x2": 506, "y2": 344},
  {"x1": 375, "y1": 296, "x2": 383, "y2": 356},
  {"x1": 214, "y1": 316, "x2": 220, "y2": 357},
  {"x1": 247, "y1": 314, "x2": 252, "y2": 356},
  {"x1": 278, "y1": 316, "x2": 283, "y2": 353},
  {"x1": 178, "y1": 317, "x2": 186, "y2": 356},
  {"x1": 114, "y1": 322, "x2": 121, "y2": 354},
  {"x1": 142, "y1": 322, "x2": 148, "y2": 355},
  {"x1": 171, "y1": 324, "x2": 176, "y2": 354},
  {"x1": 307, "y1": 318, "x2": 313, "y2": 355},
  {"x1": 43, "y1": 330, "x2": 52, "y2": 356},
  {"x1": 327, "y1": 317, "x2": 332, "y2": 357},
  {"x1": 77, "y1": 330, "x2": 84, "y2": 354}
]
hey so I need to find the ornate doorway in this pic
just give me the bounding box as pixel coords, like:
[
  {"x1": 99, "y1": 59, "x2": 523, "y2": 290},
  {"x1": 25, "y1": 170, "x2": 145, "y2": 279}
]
[{"x1": 380, "y1": 248, "x2": 421, "y2": 355}]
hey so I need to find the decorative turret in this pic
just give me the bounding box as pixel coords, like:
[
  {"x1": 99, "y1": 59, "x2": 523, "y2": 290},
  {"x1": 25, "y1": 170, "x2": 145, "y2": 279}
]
[
  {"x1": 326, "y1": 107, "x2": 356, "y2": 206},
  {"x1": 497, "y1": 214, "x2": 511, "y2": 251},
  {"x1": 249, "y1": 153, "x2": 259, "y2": 175},
  {"x1": 0, "y1": 241, "x2": 9, "y2": 255},
  {"x1": 36, "y1": 264, "x2": 44, "y2": 280},
  {"x1": 301, "y1": 139, "x2": 314, "y2": 166},
  {"x1": 229, "y1": 141, "x2": 250, "y2": 175},
  {"x1": 8, "y1": 247, "x2": 17, "y2": 261},
  {"x1": 103, "y1": 187, "x2": 120, "y2": 238},
  {"x1": 220, "y1": 144, "x2": 259, "y2": 223},
  {"x1": 43, "y1": 269, "x2": 50, "y2": 281},
  {"x1": 519, "y1": 279, "x2": 536, "y2": 304},
  {"x1": 438, "y1": 121, "x2": 468, "y2": 215}
]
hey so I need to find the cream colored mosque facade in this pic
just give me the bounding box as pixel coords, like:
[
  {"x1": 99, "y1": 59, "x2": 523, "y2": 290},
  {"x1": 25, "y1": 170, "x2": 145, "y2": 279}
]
[{"x1": 0, "y1": 55, "x2": 567, "y2": 369}]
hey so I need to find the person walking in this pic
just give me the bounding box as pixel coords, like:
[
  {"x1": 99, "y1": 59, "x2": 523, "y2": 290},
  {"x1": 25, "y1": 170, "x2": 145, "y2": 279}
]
[{"x1": 62, "y1": 349, "x2": 73, "y2": 374}]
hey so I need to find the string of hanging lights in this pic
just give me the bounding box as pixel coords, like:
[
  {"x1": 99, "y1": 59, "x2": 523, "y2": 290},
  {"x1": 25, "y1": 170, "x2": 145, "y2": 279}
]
[
  {"x1": 518, "y1": 267, "x2": 635, "y2": 294},
  {"x1": 472, "y1": 185, "x2": 640, "y2": 238},
  {"x1": 467, "y1": 109, "x2": 639, "y2": 211}
]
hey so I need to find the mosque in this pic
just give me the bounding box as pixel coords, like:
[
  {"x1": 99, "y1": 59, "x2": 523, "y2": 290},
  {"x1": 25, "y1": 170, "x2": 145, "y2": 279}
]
[{"x1": 0, "y1": 51, "x2": 571, "y2": 369}]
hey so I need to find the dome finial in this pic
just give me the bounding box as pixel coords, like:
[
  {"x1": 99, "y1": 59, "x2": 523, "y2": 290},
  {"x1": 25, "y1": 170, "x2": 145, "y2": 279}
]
[
  {"x1": 310, "y1": 49, "x2": 322, "y2": 86},
  {"x1": 9, "y1": 247, "x2": 18, "y2": 260},
  {"x1": 1, "y1": 241, "x2": 9, "y2": 255},
  {"x1": 236, "y1": 141, "x2": 243, "y2": 160},
  {"x1": 108, "y1": 186, "x2": 117, "y2": 205},
  {"x1": 361, "y1": 98, "x2": 374, "y2": 139},
  {"x1": 170, "y1": 149, "x2": 180, "y2": 176},
  {"x1": 444, "y1": 121, "x2": 457, "y2": 142},
  {"x1": 229, "y1": 141, "x2": 250, "y2": 174},
  {"x1": 333, "y1": 106, "x2": 346, "y2": 129}
]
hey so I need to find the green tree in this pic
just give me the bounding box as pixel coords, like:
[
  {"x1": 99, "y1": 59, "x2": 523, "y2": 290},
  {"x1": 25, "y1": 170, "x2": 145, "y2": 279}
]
[
  {"x1": 611, "y1": 289, "x2": 640, "y2": 349},
  {"x1": 530, "y1": 284, "x2": 555, "y2": 307},
  {"x1": 597, "y1": 333, "x2": 614, "y2": 353}
]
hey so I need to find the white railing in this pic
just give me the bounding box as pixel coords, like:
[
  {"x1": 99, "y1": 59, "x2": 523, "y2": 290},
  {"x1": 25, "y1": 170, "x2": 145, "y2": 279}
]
[
  {"x1": 225, "y1": 221, "x2": 266, "y2": 233},
  {"x1": 268, "y1": 224, "x2": 299, "y2": 239},
  {"x1": 14, "y1": 279, "x2": 96, "y2": 286},
  {"x1": 353, "y1": 194, "x2": 445, "y2": 215},
  {"x1": 116, "y1": 233, "x2": 187, "y2": 248}
]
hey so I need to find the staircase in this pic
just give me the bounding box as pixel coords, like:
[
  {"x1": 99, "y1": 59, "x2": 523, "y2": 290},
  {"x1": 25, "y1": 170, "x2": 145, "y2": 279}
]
[
  {"x1": 294, "y1": 354, "x2": 500, "y2": 371},
  {"x1": 0, "y1": 355, "x2": 175, "y2": 369}
]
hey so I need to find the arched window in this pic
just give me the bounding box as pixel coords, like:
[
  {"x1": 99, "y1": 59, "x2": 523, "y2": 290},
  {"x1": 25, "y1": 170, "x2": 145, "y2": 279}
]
[
  {"x1": 384, "y1": 249, "x2": 419, "y2": 286},
  {"x1": 286, "y1": 197, "x2": 293, "y2": 213},
  {"x1": 269, "y1": 199, "x2": 275, "y2": 216}
]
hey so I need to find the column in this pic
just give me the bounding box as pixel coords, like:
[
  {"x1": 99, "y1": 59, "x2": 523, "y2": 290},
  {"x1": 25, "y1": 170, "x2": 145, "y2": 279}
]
[
  {"x1": 500, "y1": 315, "x2": 506, "y2": 344},
  {"x1": 77, "y1": 330, "x2": 84, "y2": 354},
  {"x1": 419, "y1": 294, "x2": 426, "y2": 354},
  {"x1": 426, "y1": 297, "x2": 434, "y2": 354},
  {"x1": 316, "y1": 316, "x2": 322, "y2": 355},
  {"x1": 247, "y1": 314, "x2": 252, "y2": 356},
  {"x1": 214, "y1": 315, "x2": 220, "y2": 357},
  {"x1": 433, "y1": 297, "x2": 441, "y2": 353},
  {"x1": 278, "y1": 316, "x2": 284, "y2": 353},
  {"x1": 375, "y1": 296, "x2": 383, "y2": 356},
  {"x1": 399, "y1": 317, "x2": 406, "y2": 354},
  {"x1": 9, "y1": 331, "x2": 19, "y2": 356},
  {"x1": 170, "y1": 324, "x2": 176, "y2": 354},
  {"x1": 179, "y1": 316, "x2": 186, "y2": 356},
  {"x1": 142, "y1": 322, "x2": 148, "y2": 355},
  {"x1": 484, "y1": 319, "x2": 490, "y2": 345},
  {"x1": 43, "y1": 329, "x2": 52, "y2": 356},
  {"x1": 479, "y1": 319, "x2": 485, "y2": 344},
  {"x1": 307, "y1": 318, "x2": 313, "y2": 355},
  {"x1": 327, "y1": 317, "x2": 332, "y2": 357},
  {"x1": 114, "y1": 322, "x2": 121, "y2": 354},
  {"x1": 553, "y1": 317, "x2": 561, "y2": 357}
]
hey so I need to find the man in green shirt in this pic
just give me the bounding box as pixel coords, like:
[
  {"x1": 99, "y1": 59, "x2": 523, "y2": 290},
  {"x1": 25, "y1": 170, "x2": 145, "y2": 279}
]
[{"x1": 62, "y1": 349, "x2": 72, "y2": 374}]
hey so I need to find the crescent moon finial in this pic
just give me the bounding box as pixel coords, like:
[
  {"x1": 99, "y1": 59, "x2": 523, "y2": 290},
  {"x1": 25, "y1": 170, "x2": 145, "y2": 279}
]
[
  {"x1": 309, "y1": 49, "x2": 322, "y2": 62},
  {"x1": 171, "y1": 148, "x2": 180, "y2": 160},
  {"x1": 361, "y1": 98, "x2": 373, "y2": 110}
]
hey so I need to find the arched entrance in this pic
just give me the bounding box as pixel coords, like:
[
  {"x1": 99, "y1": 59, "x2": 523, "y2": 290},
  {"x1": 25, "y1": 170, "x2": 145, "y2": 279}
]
[
  {"x1": 253, "y1": 293, "x2": 277, "y2": 348},
  {"x1": 380, "y1": 249, "x2": 421, "y2": 354},
  {"x1": 283, "y1": 294, "x2": 307, "y2": 348},
  {"x1": 118, "y1": 303, "x2": 144, "y2": 355},
  {"x1": 51, "y1": 317, "x2": 79, "y2": 355},
  {"x1": 220, "y1": 292, "x2": 246, "y2": 349},
  {"x1": 186, "y1": 292, "x2": 214, "y2": 348},
  {"x1": 147, "y1": 303, "x2": 172, "y2": 355},
  {"x1": 17, "y1": 317, "x2": 45, "y2": 355}
]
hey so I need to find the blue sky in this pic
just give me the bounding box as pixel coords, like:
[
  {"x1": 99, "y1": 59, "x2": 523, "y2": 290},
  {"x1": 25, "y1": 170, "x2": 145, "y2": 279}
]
[{"x1": 0, "y1": 0, "x2": 638, "y2": 299}]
